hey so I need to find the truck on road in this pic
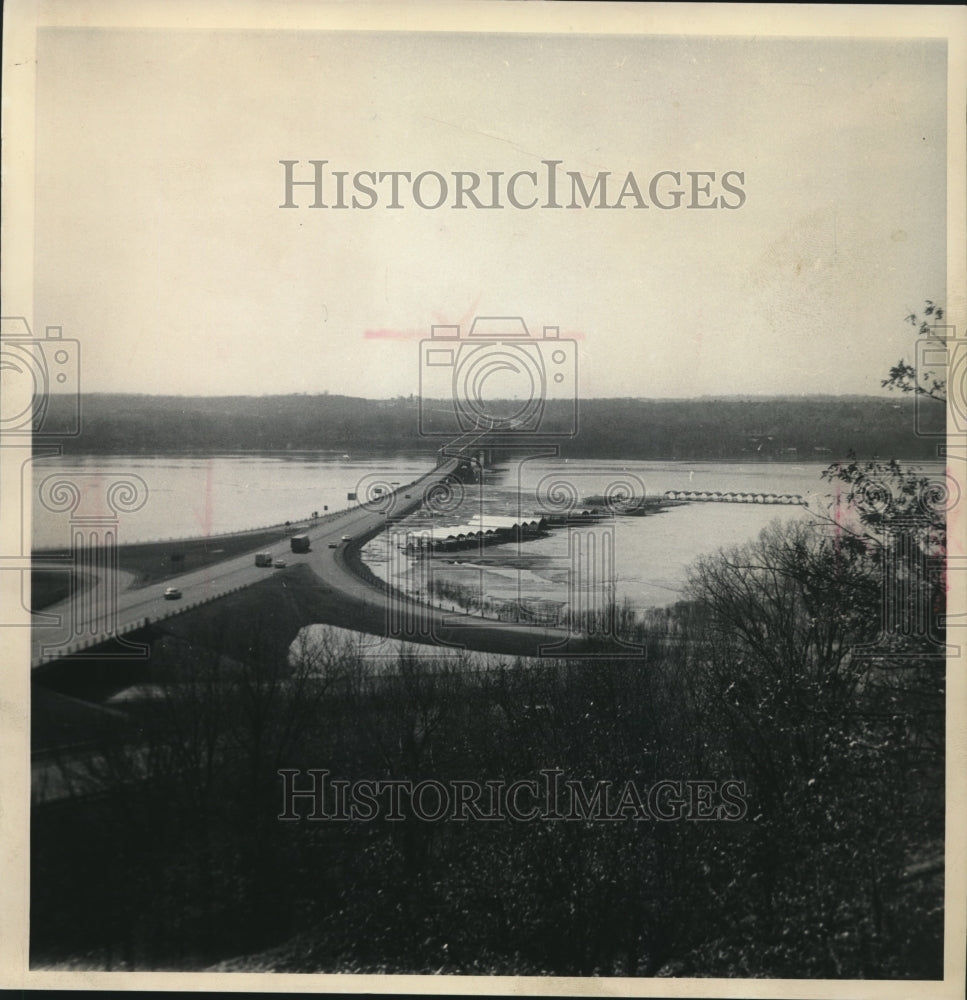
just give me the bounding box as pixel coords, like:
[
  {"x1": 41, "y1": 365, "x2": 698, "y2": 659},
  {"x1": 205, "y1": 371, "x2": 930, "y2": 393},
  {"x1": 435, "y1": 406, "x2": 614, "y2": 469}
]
[
  {"x1": 290, "y1": 534, "x2": 311, "y2": 553},
  {"x1": 254, "y1": 552, "x2": 273, "y2": 567}
]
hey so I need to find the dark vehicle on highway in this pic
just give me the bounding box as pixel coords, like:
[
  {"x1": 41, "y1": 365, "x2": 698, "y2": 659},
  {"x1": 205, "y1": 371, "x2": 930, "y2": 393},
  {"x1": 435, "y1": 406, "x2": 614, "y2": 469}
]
[{"x1": 163, "y1": 587, "x2": 182, "y2": 600}]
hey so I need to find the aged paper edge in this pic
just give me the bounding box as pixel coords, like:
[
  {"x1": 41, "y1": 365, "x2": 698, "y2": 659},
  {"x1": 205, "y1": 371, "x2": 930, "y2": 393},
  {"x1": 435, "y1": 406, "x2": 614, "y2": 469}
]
[{"x1": 1, "y1": 2, "x2": 964, "y2": 996}]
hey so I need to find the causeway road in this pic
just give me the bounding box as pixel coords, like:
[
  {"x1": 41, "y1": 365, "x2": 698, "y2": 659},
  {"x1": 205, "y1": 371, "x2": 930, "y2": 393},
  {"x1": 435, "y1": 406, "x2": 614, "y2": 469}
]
[{"x1": 31, "y1": 458, "x2": 607, "y2": 664}]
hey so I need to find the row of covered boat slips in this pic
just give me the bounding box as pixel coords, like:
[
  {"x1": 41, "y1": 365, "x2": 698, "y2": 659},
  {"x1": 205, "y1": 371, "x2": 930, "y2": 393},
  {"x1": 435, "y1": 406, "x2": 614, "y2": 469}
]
[{"x1": 400, "y1": 515, "x2": 548, "y2": 554}]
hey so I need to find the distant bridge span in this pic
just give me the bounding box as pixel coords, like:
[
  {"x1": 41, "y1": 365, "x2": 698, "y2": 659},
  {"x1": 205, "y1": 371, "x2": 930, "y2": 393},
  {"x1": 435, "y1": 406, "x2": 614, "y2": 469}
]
[{"x1": 664, "y1": 490, "x2": 806, "y2": 505}]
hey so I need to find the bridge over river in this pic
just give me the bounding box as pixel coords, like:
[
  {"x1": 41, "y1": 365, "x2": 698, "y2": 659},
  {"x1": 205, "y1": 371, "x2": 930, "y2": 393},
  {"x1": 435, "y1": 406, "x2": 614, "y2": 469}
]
[
  {"x1": 29, "y1": 430, "x2": 802, "y2": 667},
  {"x1": 29, "y1": 434, "x2": 588, "y2": 666}
]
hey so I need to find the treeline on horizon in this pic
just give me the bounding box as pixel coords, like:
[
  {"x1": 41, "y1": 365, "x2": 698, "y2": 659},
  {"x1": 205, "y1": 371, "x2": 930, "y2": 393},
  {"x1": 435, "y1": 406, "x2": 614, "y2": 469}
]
[{"x1": 57, "y1": 393, "x2": 944, "y2": 460}]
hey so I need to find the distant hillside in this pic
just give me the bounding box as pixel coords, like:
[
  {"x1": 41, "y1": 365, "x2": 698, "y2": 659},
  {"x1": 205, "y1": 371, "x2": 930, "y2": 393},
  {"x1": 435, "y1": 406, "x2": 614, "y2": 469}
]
[{"x1": 55, "y1": 393, "x2": 944, "y2": 461}]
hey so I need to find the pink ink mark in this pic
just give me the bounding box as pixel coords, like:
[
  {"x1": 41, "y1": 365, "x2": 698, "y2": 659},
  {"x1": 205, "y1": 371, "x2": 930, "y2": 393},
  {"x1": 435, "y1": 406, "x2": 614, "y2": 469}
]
[
  {"x1": 363, "y1": 298, "x2": 585, "y2": 340},
  {"x1": 364, "y1": 329, "x2": 426, "y2": 340}
]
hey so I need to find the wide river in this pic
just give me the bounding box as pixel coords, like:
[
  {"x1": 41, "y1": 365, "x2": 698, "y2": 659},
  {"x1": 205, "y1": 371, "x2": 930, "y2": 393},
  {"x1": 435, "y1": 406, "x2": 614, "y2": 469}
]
[{"x1": 32, "y1": 453, "x2": 842, "y2": 613}]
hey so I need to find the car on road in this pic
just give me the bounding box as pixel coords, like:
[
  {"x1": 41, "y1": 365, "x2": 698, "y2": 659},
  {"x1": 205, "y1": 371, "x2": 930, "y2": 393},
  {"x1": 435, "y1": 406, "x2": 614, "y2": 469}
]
[
  {"x1": 328, "y1": 542, "x2": 338, "y2": 548},
  {"x1": 341, "y1": 535, "x2": 352, "y2": 543},
  {"x1": 273, "y1": 558, "x2": 287, "y2": 568},
  {"x1": 163, "y1": 587, "x2": 182, "y2": 600}
]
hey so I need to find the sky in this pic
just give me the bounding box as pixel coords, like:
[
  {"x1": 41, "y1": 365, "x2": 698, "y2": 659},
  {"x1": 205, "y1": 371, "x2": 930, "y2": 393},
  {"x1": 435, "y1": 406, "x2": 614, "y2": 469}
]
[{"x1": 30, "y1": 25, "x2": 948, "y2": 399}]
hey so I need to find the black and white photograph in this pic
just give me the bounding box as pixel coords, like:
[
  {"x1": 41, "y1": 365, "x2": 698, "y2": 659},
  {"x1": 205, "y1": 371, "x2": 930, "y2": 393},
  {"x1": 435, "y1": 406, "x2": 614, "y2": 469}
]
[{"x1": 2, "y1": 2, "x2": 965, "y2": 994}]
